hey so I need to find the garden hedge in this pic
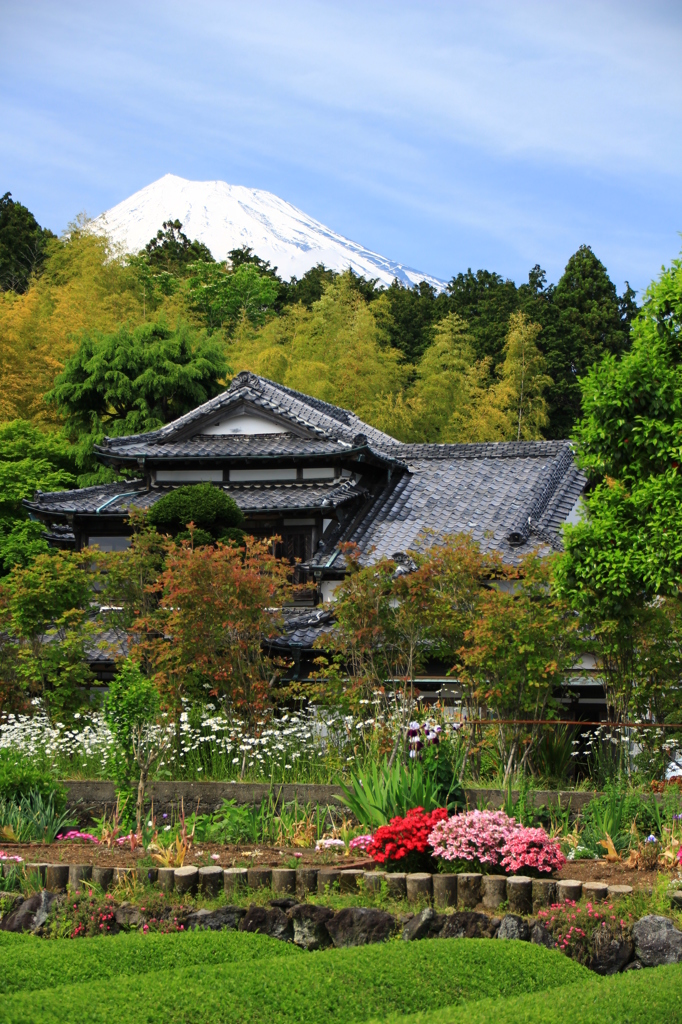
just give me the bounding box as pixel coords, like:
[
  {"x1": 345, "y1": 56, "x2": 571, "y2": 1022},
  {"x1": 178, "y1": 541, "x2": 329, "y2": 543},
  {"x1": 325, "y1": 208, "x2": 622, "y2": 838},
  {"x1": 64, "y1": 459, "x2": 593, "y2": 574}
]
[
  {"x1": 385, "y1": 963, "x2": 682, "y2": 1024},
  {"x1": 0, "y1": 928, "x2": 299, "y2": 996},
  {"x1": 2, "y1": 938, "x2": 587, "y2": 1024}
]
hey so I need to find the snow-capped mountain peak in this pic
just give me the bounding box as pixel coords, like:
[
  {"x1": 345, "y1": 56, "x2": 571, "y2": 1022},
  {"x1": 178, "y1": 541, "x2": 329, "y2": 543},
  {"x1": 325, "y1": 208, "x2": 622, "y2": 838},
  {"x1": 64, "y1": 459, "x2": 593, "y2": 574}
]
[{"x1": 92, "y1": 174, "x2": 445, "y2": 291}]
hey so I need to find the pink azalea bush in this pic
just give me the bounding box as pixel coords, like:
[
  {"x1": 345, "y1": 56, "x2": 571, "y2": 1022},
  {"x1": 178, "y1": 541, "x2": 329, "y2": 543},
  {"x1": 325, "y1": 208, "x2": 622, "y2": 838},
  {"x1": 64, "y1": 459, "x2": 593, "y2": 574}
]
[
  {"x1": 428, "y1": 810, "x2": 513, "y2": 872},
  {"x1": 428, "y1": 809, "x2": 565, "y2": 875},
  {"x1": 501, "y1": 825, "x2": 566, "y2": 874}
]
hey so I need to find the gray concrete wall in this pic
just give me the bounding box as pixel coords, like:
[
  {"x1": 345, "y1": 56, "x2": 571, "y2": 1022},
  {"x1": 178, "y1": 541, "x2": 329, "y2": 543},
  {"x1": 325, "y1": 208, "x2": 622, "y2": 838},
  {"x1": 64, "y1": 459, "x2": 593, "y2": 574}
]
[{"x1": 63, "y1": 780, "x2": 597, "y2": 820}]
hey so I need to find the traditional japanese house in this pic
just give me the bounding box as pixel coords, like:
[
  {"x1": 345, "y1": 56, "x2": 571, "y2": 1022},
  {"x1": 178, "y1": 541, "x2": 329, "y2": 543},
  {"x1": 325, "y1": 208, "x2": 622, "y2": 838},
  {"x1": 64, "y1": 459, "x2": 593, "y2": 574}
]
[{"x1": 26, "y1": 372, "x2": 602, "y2": 714}]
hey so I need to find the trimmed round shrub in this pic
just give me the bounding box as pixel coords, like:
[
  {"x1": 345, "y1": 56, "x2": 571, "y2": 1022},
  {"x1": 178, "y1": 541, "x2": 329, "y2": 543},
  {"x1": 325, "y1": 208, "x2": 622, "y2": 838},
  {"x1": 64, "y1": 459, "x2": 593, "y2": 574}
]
[{"x1": 148, "y1": 482, "x2": 245, "y2": 537}]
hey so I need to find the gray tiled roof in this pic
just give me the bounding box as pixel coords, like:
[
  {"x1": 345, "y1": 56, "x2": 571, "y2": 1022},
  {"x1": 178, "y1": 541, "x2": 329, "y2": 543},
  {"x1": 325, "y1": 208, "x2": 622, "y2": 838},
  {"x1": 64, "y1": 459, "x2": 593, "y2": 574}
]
[
  {"x1": 96, "y1": 433, "x2": 361, "y2": 460},
  {"x1": 97, "y1": 371, "x2": 397, "y2": 456},
  {"x1": 312, "y1": 442, "x2": 585, "y2": 566},
  {"x1": 26, "y1": 478, "x2": 367, "y2": 517}
]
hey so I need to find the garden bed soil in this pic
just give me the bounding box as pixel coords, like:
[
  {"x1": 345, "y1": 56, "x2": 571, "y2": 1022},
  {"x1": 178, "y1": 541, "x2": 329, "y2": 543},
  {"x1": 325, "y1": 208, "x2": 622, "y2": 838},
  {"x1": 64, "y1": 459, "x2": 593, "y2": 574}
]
[
  {"x1": 1, "y1": 841, "x2": 374, "y2": 871},
  {"x1": 556, "y1": 859, "x2": 661, "y2": 890}
]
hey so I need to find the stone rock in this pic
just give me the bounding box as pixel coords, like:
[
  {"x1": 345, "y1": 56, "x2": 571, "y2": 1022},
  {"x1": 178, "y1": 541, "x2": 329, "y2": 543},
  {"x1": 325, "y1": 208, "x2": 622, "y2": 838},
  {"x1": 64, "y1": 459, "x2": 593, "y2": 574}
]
[
  {"x1": 270, "y1": 897, "x2": 298, "y2": 910},
  {"x1": 669, "y1": 891, "x2": 682, "y2": 910},
  {"x1": 530, "y1": 922, "x2": 556, "y2": 949},
  {"x1": 0, "y1": 891, "x2": 57, "y2": 933},
  {"x1": 239, "y1": 904, "x2": 293, "y2": 941},
  {"x1": 497, "y1": 914, "x2": 530, "y2": 941},
  {"x1": 439, "y1": 911, "x2": 498, "y2": 939},
  {"x1": 186, "y1": 905, "x2": 246, "y2": 931},
  {"x1": 326, "y1": 906, "x2": 396, "y2": 948},
  {"x1": 289, "y1": 903, "x2": 335, "y2": 950},
  {"x1": 114, "y1": 902, "x2": 143, "y2": 927},
  {"x1": 402, "y1": 907, "x2": 445, "y2": 941},
  {"x1": 589, "y1": 926, "x2": 634, "y2": 975},
  {"x1": 633, "y1": 915, "x2": 682, "y2": 967}
]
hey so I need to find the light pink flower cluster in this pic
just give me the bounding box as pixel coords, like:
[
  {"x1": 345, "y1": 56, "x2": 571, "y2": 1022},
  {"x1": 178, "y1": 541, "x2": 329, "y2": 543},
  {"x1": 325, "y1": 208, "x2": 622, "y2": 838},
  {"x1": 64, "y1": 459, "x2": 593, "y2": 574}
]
[
  {"x1": 428, "y1": 809, "x2": 565, "y2": 874},
  {"x1": 349, "y1": 834, "x2": 374, "y2": 852},
  {"x1": 0, "y1": 851, "x2": 24, "y2": 862},
  {"x1": 56, "y1": 830, "x2": 99, "y2": 843},
  {"x1": 428, "y1": 809, "x2": 515, "y2": 867}
]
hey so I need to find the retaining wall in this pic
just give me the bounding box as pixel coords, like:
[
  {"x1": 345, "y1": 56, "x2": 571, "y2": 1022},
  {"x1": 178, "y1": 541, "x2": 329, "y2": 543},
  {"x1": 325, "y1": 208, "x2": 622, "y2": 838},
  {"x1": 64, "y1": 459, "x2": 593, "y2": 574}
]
[{"x1": 63, "y1": 780, "x2": 598, "y2": 819}]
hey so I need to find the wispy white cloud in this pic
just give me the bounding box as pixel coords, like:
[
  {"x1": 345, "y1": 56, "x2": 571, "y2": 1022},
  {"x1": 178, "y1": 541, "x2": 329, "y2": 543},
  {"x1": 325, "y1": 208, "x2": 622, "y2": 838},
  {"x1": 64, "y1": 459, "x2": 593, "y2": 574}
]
[{"x1": 2, "y1": 0, "x2": 681, "y2": 290}]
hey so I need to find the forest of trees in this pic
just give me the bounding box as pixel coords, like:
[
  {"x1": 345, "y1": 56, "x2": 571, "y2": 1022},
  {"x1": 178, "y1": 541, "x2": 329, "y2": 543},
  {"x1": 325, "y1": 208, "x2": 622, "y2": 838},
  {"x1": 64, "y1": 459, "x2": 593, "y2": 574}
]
[{"x1": 0, "y1": 193, "x2": 638, "y2": 571}]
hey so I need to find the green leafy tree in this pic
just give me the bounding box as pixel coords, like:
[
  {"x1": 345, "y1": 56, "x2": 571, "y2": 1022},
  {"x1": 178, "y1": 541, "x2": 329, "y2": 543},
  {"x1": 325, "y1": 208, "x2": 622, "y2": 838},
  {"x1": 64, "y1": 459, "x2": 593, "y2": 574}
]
[
  {"x1": 556, "y1": 247, "x2": 682, "y2": 729},
  {"x1": 187, "y1": 261, "x2": 281, "y2": 333},
  {"x1": 104, "y1": 659, "x2": 167, "y2": 832},
  {"x1": 0, "y1": 421, "x2": 77, "y2": 573},
  {"x1": 0, "y1": 549, "x2": 99, "y2": 718},
  {"x1": 281, "y1": 263, "x2": 337, "y2": 309},
  {"x1": 0, "y1": 192, "x2": 56, "y2": 293},
  {"x1": 46, "y1": 321, "x2": 228, "y2": 484},
  {"x1": 460, "y1": 553, "x2": 580, "y2": 784}
]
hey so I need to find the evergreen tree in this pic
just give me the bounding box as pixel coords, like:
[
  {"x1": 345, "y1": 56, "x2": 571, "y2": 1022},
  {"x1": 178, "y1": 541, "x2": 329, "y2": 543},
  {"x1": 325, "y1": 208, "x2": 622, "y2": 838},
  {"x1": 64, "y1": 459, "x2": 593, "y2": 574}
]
[
  {"x1": 545, "y1": 245, "x2": 633, "y2": 439},
  {"x1": 143, "y1": 220, "x2": 214, "y2": 274},
  {"x1": 0, "y1": 192, "x2": 56, "y2": 294},
  {"x1": 281, "y1": 263, "x2": 337, "y2": 309},
  {"x1": 446, "y1": 269, "x2": 519, "y2": 365},
  {"x1": 378, "y1": 280, "x2": 450, "y2": 362}
]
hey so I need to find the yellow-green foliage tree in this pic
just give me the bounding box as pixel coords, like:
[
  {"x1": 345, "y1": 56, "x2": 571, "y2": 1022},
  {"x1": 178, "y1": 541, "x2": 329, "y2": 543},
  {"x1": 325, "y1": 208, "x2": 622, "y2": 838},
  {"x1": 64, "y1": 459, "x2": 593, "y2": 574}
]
[
  {"x1": 0, "y1": 223, "x2": 194, "y2": 424},
  {"x1": 225, "y1": 273, "x2": 408, "y2": 428}
]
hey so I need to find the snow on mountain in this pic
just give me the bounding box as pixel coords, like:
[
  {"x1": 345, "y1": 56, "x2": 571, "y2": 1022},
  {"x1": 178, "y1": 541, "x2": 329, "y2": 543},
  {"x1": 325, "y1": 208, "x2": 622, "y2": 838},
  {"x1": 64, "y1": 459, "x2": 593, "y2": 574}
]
[{"x1": 92, "y1": 174, "x2": 446, "y2": 291}]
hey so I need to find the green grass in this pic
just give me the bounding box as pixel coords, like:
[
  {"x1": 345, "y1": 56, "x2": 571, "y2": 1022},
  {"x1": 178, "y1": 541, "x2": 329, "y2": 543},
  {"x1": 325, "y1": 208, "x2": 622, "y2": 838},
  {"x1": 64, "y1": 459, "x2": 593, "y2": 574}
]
[
  {"x1": 2, "y1": 937, "x2": 588, "y2": 1024},
  {"x1": 0, "y1": 928, "x2": 299, "y2": 996},
  {"x1": 384, "y1": 963, "x2": 682, "y2": 1024}
]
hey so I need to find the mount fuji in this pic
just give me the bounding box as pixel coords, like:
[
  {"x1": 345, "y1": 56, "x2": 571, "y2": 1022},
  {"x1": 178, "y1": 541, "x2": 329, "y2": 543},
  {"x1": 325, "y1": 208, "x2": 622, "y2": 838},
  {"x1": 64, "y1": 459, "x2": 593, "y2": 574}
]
[{"x1": 92, "y1": 174, "x2": 446, "y2": 291}]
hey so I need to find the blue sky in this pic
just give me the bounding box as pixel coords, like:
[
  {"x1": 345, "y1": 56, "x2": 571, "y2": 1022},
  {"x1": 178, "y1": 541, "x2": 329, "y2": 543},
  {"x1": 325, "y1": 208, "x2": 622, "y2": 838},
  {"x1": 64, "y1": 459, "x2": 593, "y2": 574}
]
[{"x1": 2, "y1": 1, "x2": 681, "y2": 294}]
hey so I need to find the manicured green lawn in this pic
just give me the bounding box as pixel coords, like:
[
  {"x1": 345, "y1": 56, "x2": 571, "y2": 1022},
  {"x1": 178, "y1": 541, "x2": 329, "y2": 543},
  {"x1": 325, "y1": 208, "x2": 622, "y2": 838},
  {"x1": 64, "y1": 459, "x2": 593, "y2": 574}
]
[
  {"x1": 384, "y1": 963, "x2": 682, "y2": 1024},
  {"x1": 2, "y1": 936, "x2": 587, "y2": 1024},
  {"x1": 0, "y1": 928, "x2": 299, "y2": 996}
]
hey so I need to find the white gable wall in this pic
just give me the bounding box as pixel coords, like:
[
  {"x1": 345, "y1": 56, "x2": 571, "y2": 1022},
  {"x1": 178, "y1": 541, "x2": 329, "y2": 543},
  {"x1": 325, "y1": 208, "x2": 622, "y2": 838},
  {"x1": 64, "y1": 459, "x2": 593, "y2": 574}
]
[{"x1": 203, "y1": 412, "x2": 289, "y2": 435}]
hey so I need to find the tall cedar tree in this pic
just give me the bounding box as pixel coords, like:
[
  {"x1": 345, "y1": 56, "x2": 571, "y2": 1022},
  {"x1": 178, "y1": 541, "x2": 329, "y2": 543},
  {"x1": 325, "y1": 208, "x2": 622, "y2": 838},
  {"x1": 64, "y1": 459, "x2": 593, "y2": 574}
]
[
  {"x1": 545, "y1": 246, "x2": 635, "y2": 439},
  {"x1": 143, "y1": 220, "x2": 214, "y2": 274},
  {"x1": 0, "y1": 192, "x2": 56, "y2": 293}
]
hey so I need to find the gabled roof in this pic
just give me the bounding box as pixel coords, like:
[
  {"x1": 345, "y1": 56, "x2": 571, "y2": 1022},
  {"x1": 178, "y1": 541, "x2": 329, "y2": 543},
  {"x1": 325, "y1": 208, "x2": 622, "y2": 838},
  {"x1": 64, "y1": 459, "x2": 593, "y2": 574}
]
[{"x1": 96, "y1": 371, "x2": 397, "y2": 459}]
